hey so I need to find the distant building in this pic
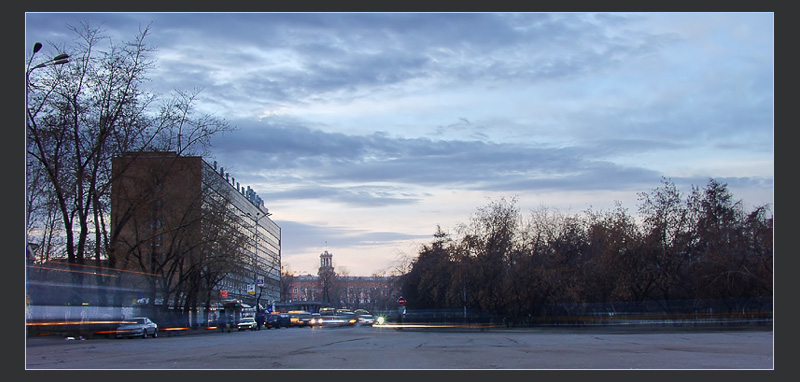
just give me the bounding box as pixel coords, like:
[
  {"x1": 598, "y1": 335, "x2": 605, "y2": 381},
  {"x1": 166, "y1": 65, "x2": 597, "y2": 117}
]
[
  {"x1": 110, "y1": 152, "x2": 281, "y2": 318},
  {"x1": 285, "y1": 250, "x2": 399, "y2": 312}
]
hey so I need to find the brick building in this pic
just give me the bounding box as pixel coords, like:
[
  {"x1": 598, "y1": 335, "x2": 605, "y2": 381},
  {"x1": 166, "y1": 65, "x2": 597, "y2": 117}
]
[
  {"x1": 285, "y1": 250, "x2": 400, "y2": 312},
  {"x1": 110, "y1": 152, "x2": 281, "y2": 322}
]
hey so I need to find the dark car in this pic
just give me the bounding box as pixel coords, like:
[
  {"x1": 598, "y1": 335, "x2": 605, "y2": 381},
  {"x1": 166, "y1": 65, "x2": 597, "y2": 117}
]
[
  {"x1": 265, "y1": 313, "x2": 279, "y2": 329},
  {"x1": 116, "y1": 317, "x2": 158, "y2": 339},
  {"x1": 267, "y1": 313, "x2": 291, "y2": 328}
]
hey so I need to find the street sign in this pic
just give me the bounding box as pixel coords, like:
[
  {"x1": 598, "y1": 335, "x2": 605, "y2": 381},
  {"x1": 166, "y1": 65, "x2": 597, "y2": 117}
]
[
  {"x1": 257, "y1": 276, "x2": 264, "y2": 286},
  {"x1": 397, "y1": 296, "x2": 406, "y2": 306},
  {"x1": 247, "y1": 283, "x2": 255, "y2": 295}
]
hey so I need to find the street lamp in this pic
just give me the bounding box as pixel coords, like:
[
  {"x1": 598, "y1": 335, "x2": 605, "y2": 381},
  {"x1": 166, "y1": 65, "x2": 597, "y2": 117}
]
[
  {"x1": 25, "y1": 42, "x2": 69, "y2": 257},
  {"x1": 27, "y1": 42, "x2": 70, "y2": 72},
  {"x1": 26, "y1": 42, "x2": 69, "y2": 127},
  {"x1": 246, "y1": 210, "x2": 270, "y2": 312}
]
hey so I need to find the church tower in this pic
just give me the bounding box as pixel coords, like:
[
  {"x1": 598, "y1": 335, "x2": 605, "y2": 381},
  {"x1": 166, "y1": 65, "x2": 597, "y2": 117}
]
[
  {"x1": 319, "y1": 250, "x2": 334, "y2": 275},
  {"x1": 318, "y1": 249, "x2": 335, "y2": 304}
]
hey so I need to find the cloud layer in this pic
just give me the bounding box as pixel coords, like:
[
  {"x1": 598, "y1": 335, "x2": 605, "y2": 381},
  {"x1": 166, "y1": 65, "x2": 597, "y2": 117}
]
[{"x1": 25, "y1": 12, "x2": 774, "y2": 275}]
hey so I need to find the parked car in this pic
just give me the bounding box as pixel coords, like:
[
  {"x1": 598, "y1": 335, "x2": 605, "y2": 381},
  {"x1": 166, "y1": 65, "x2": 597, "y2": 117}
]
[
  {"x1": 237, "y1": 316, "x2": 257, "y2": 331},
  {"x1": 116, "y1": 317, "x2": 158, "y2": 339}
]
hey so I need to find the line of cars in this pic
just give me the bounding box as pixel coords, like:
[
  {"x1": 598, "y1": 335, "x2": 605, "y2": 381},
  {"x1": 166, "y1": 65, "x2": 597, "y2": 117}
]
[
  {"x1": 313, "y1": 308, "x2": 376, "y2": 327},
  {"x1": 249, "y1": 308, "x2": 378, "y2": 329},
  {"x1": 236, "y1": 310, "x2": 318, "y2": 330},
  {"x1": 232, "y1": 311, "x2": 310, "y2": 331},
  {"x1": 113, "y1": 308, "x2": 378, "y2": 339},
  {"x1": 234, "y1": 309, "x2": 375, "y2": 331},
  {"x1": 223, "y1": 312, "x2": 295, "y2": 331}
]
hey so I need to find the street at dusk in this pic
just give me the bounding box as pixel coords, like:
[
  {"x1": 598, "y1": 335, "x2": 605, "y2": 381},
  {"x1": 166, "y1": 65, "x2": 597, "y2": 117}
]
[{"x1": 24, "y1": 11, "x2": 774, "y2": 373}]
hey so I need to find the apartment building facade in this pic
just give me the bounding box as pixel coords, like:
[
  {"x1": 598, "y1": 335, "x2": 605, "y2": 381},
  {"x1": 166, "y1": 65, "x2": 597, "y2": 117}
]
[{"x1": 110, "y1": 152, "x2": 281, "y2": 319}]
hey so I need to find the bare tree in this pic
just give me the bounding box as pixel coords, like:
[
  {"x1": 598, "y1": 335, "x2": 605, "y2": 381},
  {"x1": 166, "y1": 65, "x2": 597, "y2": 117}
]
[
  {"x1": 280, "y1": 267, "x2": 297, "y2": 302},
  {"x1": 400, "y1": 226, "x2": 455, "y2": 310},
  {"x1": 26, "y1": 22, "x2": 233, "y2": 308},
  {"x1": 318, "y1": 267, "x2": 337, "y2": 305},
  {"x1": 457, "y1": 197, "x2": 520, "y2": 315},
  {"x1": 637, "y1": 178, "x2": 696, "y2": 312},
  {"x1": 584, "y1": 203, "x2": 648, "y2": 306},
  {"x1": 398, "y1": 178, "x2": 772, "y2": 323},
  {"x1": 688, "y1": 179, "x2": 772, "y2": 311},
  {"x1": 189, "y1": 174, "x2": 250, "y2": 325}
]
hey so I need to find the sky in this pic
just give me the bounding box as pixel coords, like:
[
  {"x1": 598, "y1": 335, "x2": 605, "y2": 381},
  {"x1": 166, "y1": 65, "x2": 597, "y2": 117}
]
[{"x1": 24, "y1": 12, "x2": 774, "y2": 277}]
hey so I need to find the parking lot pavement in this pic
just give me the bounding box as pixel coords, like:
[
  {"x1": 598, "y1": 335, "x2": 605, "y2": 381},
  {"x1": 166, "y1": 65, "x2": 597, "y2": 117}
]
[{"x1": 25, "y1": 325, "x2": 773, "y2": 369}]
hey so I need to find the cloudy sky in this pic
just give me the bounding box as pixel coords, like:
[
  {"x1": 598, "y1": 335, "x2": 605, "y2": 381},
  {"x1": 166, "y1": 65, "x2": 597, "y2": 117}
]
[{"x1": 25, "y1": 12, "x2": 774, "y2": 276}]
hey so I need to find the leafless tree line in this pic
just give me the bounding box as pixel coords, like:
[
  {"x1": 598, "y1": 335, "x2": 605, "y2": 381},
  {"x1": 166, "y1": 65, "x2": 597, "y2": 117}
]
[
  {"x1": 400, "y1": 178, "x2": 773, "y2": 322},
  {"x1": 26, "y1": 23, "x2": 239, "y2": 324}
]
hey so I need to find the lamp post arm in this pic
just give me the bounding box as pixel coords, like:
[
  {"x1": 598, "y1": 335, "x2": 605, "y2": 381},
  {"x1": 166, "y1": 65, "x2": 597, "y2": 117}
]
[{"x1": 26, "y1": 45, "x2": 70, "y2": 128}]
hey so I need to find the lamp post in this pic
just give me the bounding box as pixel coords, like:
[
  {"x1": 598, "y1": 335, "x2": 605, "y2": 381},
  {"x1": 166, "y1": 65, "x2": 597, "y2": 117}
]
[
  {"x1": 26, "y1": 42, "x2": 69, "y2": 128},
  {"x1": 247, "y1": 210, "x2": 271, "y2": 312},
  {"x1": 25, "y1": 42, "x2": 69, "y2": 260}
]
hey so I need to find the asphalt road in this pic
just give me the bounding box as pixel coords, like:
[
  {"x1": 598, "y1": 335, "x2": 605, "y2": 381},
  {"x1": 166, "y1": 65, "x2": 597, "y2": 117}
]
[{"x1": 25, "y1": 325, "x2": 773, "y2": 370}]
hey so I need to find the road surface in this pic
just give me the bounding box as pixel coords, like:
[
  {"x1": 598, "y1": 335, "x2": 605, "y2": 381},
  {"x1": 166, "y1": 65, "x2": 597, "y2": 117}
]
[{"x1": 25, "y1": 325, "x2": 773, "y2": 369}]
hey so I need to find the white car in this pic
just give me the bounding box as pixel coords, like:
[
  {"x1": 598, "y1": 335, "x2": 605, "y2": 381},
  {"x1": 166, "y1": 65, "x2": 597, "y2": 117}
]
[
  {"x1": 237, "y1": 317, "x2": 258, "y2": 331},
  {"x1": 355, "y1": 310, "x2": 375, "y2": 326},
  {"x1": 116, "y1": 317, "x2": 158, "y2": 338},
  {"x1": 357, "y1": 314, "x2": 375, "y2": 326}
]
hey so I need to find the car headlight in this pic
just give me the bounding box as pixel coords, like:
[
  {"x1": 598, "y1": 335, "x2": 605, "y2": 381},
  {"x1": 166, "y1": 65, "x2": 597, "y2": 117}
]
[{"x1": 376, "y1": 316, "x2": 385, "y2": 325}]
